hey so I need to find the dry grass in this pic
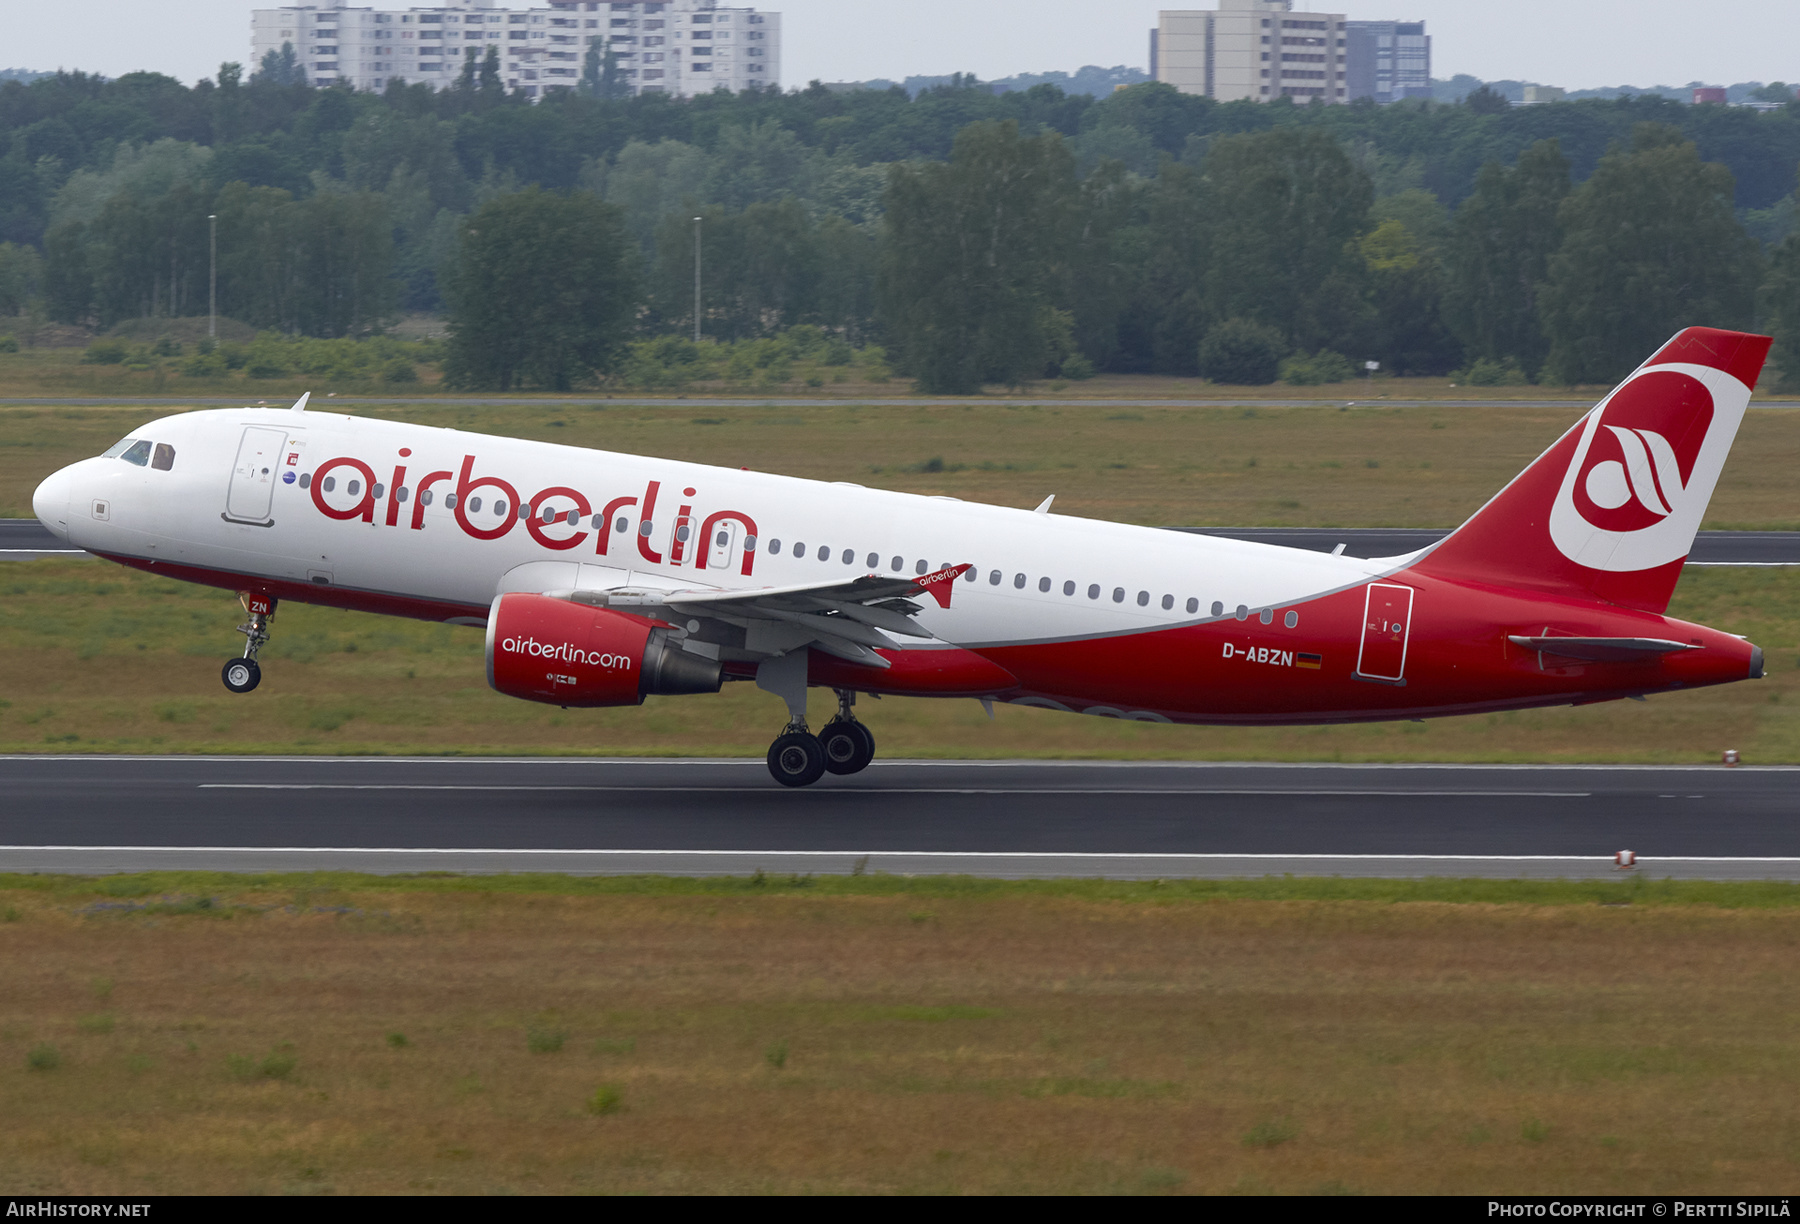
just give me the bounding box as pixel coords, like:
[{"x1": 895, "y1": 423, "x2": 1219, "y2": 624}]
[
  {"x1": 1, "y1": 877, "x2": 1796, "y2": 1194},
  {"x1": 0, "y1": 559, "x2": 1794, "y2": 761},
  {"x1": 8, "y1": 397, "x2": 1800, "y2": 528}
]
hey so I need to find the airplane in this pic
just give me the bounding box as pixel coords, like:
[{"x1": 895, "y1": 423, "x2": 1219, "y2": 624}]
[{"x1": 30, "y1": 326, "x2": 1770, "y2": 787}]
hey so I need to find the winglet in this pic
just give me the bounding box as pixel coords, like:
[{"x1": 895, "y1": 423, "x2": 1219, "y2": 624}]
[
  {"x1": 913, "y1": 563, "x2": 972, "y2": 610},
  {"x1": 291, "y1": 392, "x2": 310, "y2": 413}
]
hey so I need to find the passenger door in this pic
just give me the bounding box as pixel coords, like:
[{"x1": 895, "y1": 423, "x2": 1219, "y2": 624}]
[{"x1": 225, "y1": 426, "x2": 288, "y2": 524}]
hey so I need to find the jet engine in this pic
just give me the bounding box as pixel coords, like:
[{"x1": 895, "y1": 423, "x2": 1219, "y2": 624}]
[{"x1": 485, "y1": 593, "x2": 722, "y2": 707}]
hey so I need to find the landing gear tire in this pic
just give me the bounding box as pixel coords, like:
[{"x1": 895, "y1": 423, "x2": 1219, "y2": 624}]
[
  {"x1": 221, "y1": 657, "x2": 262, "y2": 694},
  {"x1": 767, "y1": 731, "x2": 826, "y2": 788},
  {"x1": 820, "y1": 720, "x2": 875, "y2": 775}
]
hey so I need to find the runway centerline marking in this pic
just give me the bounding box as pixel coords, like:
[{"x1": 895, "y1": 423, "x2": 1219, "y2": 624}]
[{"x1": 198, "y1": 784, "x2": 1592, "y2": 797}]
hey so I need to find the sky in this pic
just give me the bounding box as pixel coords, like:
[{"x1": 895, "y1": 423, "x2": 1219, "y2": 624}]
[{"x1": 11, "y1": 1, "x2": 1800, "y2": 92}]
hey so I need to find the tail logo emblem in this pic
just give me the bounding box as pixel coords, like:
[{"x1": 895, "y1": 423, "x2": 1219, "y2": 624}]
[
  {"x1": 1582, "y1": 425, "x2": 1685, "y2": 520},
  {"x1": 1550, "y1": 363, "x2": 1748, "y2": 572}
]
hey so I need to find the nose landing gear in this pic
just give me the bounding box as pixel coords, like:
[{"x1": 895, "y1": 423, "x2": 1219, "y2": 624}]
[{"x1": 222, "y1": 592, "x2": 276, "y2": 694}]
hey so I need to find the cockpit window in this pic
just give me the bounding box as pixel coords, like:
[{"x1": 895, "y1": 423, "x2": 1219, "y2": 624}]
[
  {"x1": 102, "y1": 437, "x2": 140, "y2": 459},
  {"x1": 151, "y1": 443, "x2": 175, "y2": 471},
  {"x1": 117, "y1": 440, "x2": 152, "y2": 467}
]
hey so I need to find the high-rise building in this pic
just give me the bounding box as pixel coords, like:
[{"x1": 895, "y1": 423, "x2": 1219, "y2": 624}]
[
  {"x1": 1344, "y1": 20, "x2": 1429, "y2": 104},
  {"x1": 1151, "y1": 2, "x2": 1348, "y2": 104},
  {"x1": 250, "y1": 0, "x2": 781, "y2": 100}
]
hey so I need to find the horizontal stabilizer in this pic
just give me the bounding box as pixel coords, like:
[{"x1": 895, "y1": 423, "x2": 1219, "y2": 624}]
[{"x1": 1507, "y1": 636, "x2": 1699, "y2": 663}]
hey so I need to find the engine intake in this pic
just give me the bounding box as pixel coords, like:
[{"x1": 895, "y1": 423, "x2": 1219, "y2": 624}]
[{"x1": 486, "y1": 593, "x2": 722, "y2": 707}]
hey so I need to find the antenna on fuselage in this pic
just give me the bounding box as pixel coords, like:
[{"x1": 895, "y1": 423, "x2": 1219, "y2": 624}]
[
  {"x1": 1033, "y1": 494, "x2": 1055, "y2": 515},
  {"x1": 291, "y1": 392, "x2": 310, "y2": 413}
]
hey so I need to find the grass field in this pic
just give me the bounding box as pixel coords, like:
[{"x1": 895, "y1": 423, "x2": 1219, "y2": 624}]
[
  {"x1": 7, "y1": 397, "x2": 1800, "y2": 527},
  {"x1": 1, "y1": 558, "x2": 1796, "y2": 761},
  {"x1": 1, "y1": 872, "x2": 1796, "y2": 1195}
]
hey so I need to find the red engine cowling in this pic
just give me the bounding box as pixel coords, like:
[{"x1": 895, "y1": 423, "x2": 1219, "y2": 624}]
[{"x1": 485, "y1": 593, "x2": 722, "y2": 707}]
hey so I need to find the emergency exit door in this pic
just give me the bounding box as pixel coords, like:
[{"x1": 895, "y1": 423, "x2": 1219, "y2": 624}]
[
  {"x1": 225, "y1": 426, "x2": 288, "y2": 523},
  {"x1": 1356, "y1": 583, "x2": 1414, "y2": 683}
]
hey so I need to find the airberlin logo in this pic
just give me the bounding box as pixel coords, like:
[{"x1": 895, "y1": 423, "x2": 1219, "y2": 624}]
[
  {"x1": 1548, "y1": 362, "x2": 1749, "y2": 573},
  {"x1": 501, "y1": 634, "x2": 634, "y2": 671},
  {"x1": 305, "y1": 450, "x2": 761, "y2": 577}
]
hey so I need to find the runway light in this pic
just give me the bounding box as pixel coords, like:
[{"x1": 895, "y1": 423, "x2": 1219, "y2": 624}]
[
  {"x1": 1723, "y1": 749, "x2": 1741, "y2": 766},
  {"x1": 1615, "y1": 850, "x2": 1637, "y2": 870}
]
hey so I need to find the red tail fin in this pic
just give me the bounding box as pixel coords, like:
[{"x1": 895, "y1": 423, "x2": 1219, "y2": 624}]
[{"x1": 1411, "y1": 327, "x2": 1770, "y2": 613}]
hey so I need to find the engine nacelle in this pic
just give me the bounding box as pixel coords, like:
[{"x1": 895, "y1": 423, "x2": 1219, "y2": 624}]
[{"x1": 485, "y1": 593, "x2": 722, "y2": 707}]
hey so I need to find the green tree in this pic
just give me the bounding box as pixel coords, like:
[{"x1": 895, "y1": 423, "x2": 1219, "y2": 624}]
[
  {"x1": 1361, "y1": 218, "x2": 1462, "y2": 375},
  {"x1": 443, "y1": 188, "x2": 638, "y2": 390},
  {"x1": 654, "y1": 199, "x2": 822, "y2": 341},
  {"x1": 1443, "y1": 139, "x2": 1569, "y2": 375},
  {"x1": 1539, "y1": 125, "x2": 1761, "y2": 384},
  {"x1": 252, "y1": 42, "x2": 305, "y2": 87},
  {"x1": 879, "y1": 120, "x2": 1078, "y2": 393},
  {"x1": 0, "y1": 242, "x2": 44, "y2": 317},
  {"x1": 1761, "y1": 214, "x2": 1800, "y2": 392},
  {"x1": 1202, "y1": 127, "x2": 1374, "y2": 352}
]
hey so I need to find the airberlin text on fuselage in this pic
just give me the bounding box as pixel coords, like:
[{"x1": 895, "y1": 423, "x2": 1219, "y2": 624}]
[
  {"x1": 306, "y1": 452, "x2": 761, "y2": 576},
  {"x1": 501, "y1": 634, "x2": 633, "y2": 671}
]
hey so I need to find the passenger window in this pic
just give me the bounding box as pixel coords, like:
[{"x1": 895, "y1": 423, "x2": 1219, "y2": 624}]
[
  {"x1": 915, "y1": 560, "x2": 928, "y2": 575},
  {"x1": 1063, "y1": 580, "x2": 1075, "y2": 596},
  {"x1": 120, "y1": 440, "x2": 152, "y2": 467},
  {"x1": 465, "y1": 494, "x2": 478, "y2": 512},
  {"x1": 1235, "y1": 604, "x2": 1249, "y2": 621},
  {"x1": 151, "y1": 443, "x2": 175, "y2": 471},
  {"x1": 521, "y1": 504, "x2": 532, "y2": 520},
  {"x1": 768, "y1": 538, "x2": 781, "y2": 553},
  {"x1": 793, "y1": 542, "x2": 806, "y2": 557},
  {"x1": 639, "y1": 520, "x2": 654, "y2": 536},
  {"x1": 1038, "y1": 577, "x2": 1051, "y2": 593},
  {"x1": 1284, "y1": 610, "x2": 1299, "y2": 628},
  {"x1": 1212, "y1": 601, "x2": 1224, "y2": 617},
  {"x1": 866, "y1": 552, "x2": 878, "y2": 567},
  {"x1": 445, "y1": 494, "x2": 458, "y2": 509},
  {"x1": 299, "y1": 473, "x2": 312, "y2": 489},
  {"x1": 1014, "y1": 573, "x2": 1026, "y2": 589},
  {"x1": 398, "y1": 487, "x2": 410, "y2": 503},
  {"x1": 544, "y1": 506, "x2": 558, "y2": 523},
  {"x1": 1187, "y1": 598, "x2": 1199, "y2": 614},
  {"x1": 1112, "y1": 587, "x2": 1125, "y2": 603},
  {"x1": 1136, "y1": 591, "x2": 1149, "y2": 606},
  {"x1": 373, "y1": 483, "x2": 385, "y2": 500},
  {"x1": 419, "y1": 488, "x2": 431, "y2": 505},
  {"x1": 744, "y1": 534, "x2": 757, "y2": 550},
  {"x1": 843, "y1": 550, "x2": 855, "y2": 565},
  {"x1": 818, "y1": 545, "x2": 831, "y2": 561},
  {"x1": 1260, "y1": 608, "x2": 1274, "y2": 624},
  {"x1": 1161, "y1": 594, "x2": 1173, "y2": 610},
  {"x1": 619, "y1": 517, "x2": 631, "y2": 533},
  {"x1": 1087, "y1": 584, "x2": 1100, "y2": 600},
  {"x1": 891, "y1": 555, "x2": 903, "y2": 571},
  {"x1": 322, "y1": 476, "x2": 337, "y2": 493},
  {"x1": 962, "y1": 567, "x2": 977, "y2": 582},
  {"x1": 989, "y1": 570, "x2": 1001, "y2": 585}
]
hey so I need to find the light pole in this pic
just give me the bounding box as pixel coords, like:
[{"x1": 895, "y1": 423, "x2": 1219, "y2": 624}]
[
  {"x1": 208, "y1": 214, "x2": 218, "y2": 340},
  {"x1": 692, "y1": 215, "x2": 702, "y2": 344}
]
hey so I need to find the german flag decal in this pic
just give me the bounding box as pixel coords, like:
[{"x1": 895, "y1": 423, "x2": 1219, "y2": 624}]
[{"x1": 1296, "y1": 652, "x2": 1323, "y2": 670}]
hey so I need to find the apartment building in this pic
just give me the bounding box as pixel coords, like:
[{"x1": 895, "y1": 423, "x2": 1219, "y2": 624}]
[
  {"x1": 250, "y1": 0, "x2": 781, "y2": 99},
  {"x1": 1343, "y1": 20, "x2": 1428, "y2": 103},
  {"x1": 1151, "y1": 1, "x2": 1348, "y2": 104}
]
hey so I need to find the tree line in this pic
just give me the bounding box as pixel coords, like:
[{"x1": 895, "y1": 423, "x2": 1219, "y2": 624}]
[{"x1": 4, "y1": 66, "x2": 1800, "y2": 389}]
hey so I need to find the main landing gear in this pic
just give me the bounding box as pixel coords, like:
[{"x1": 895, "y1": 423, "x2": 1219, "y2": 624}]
[
  {"x1": 765, "y1": 688, "x2": 876, "y2": 788},
  {"x1": 222, "y1": 592, "x2": 276, "y2": 694}
]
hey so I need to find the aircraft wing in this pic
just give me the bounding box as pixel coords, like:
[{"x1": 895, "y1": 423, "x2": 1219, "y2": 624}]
[{"x1": 556, "y1": 564, "x2": 972, "y2": 669}]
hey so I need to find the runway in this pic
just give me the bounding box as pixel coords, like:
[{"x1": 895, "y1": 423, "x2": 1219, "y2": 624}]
[
  {"x1": 10, "y1": 520, "x2": 1800, "y2": 564},
  {"x1": 3, "y1": 756, "x2": 1796, "y2": 881}
]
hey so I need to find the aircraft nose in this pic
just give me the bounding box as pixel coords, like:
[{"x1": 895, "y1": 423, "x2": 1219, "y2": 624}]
[{"x1": 32, "y1": 466, "x2": 74, "y2": 542}]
